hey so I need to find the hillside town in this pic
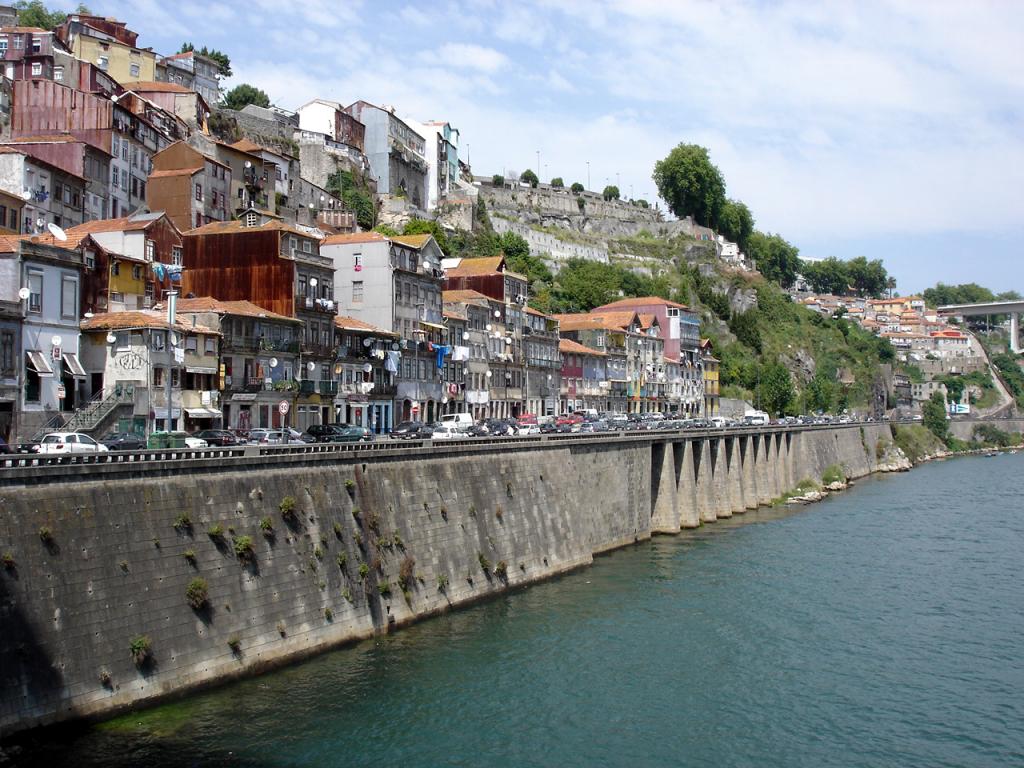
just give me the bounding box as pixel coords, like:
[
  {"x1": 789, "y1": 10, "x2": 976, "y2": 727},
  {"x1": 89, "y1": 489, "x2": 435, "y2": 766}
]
[{"x1": 0, "y1": 7, "x2": 1005, "y2": 446}]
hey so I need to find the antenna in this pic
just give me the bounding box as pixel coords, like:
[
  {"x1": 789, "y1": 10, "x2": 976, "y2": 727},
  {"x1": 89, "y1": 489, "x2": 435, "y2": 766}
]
[{"x1": 47, "y1": 223, "x2": 68, "y2": 241}]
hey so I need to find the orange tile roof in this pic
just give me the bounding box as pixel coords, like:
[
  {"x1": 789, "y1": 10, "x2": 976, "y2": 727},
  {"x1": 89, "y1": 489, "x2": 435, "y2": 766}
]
[
  {"x1": 186, "y1": 219, "x2": 311, "y2": 238},
  {"x1": 444, "y1": 256, "x2": 504, "y2": 277},
  {"x1": 127, "y1": 81, "x2": 194, "y2": 93},
  {"x1": 594, "y1": 296, "x2": 689, "y2": 311},
  {"x1": 321, "y1": 231, "x2": 389, "y2": 246},
  {"x1": 638, "y1": 313, "x2": 657, "y2": 330},
  {"x1": 524, "y1": 306, "x2": 548, "y2": 317},
  {"x1": 442, "y1": 289, "x2": 492, "y2": 306},
  {"x1": 173, "y1": 297, "x2": 299, "y2": 324},
  {"x1": 0, "y1": 26, "x2": 49, "y2": 33},
  {"x1": 0, "y1": 235, "x2": 23, "y2": 252},
  {"x1": 552, "y1": 311, "x2": 638, "y2": 332},
  {"x1": 80, "y1": 310, "x2": 219, "y2": 335},
  {"x1": 559, "y1": 338, "x2": 606, "y2": 357},
  {"x1": 443, "y1": 309, "x2": 467, "y2": 321},
  {"x1": 230, "y1": 139, "x2": 267, "y2": 154},
  {"x1": 391, "y1": 234, "x2": 433, "y2": 250},
  {"x1": 334, "y1": 315, "x2": 398, "y2": 336},
  {"x1": 147, "y1": 167, "x2": 199, "y2": 179}
]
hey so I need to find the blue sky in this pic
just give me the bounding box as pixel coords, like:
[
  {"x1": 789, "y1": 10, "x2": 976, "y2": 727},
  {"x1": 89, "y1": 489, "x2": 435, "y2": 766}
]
[{"x1": 93, "y1": 0, "x2": 1024, "y2": 294}]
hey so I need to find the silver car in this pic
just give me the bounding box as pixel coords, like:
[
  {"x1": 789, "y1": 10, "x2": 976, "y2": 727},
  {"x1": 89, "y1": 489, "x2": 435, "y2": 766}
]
[{"x1": 35, "y1": 432, "x2": 109, "y2": 454}]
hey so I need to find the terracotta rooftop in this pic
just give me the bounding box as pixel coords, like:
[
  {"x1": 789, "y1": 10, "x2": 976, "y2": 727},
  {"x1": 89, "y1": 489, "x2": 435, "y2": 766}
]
[
  {"x1": 390, "y1": 234, "x2": 434, "y2": 250},
  {"x1": 559, "y1": 338, "x2": 606, "y2": 357},
  {"x1": 443, "y1": 289, "x2": 493, "y2": 306},
  {"x1": 444, "y1": 256, "x2": 504, "y2": 277},
  {"x1": 147, "y1": 168, "x2": 199, "y2": 179},
  {"x1": 334, "y1": 315, "x2": 398, "y2": 336},
  {"x1": 321, "y1": 231, "x2": 389, "y2": 246},
  {"x1": 552, "y1": 311, "x2": 639, "y2": 332},
  {"x1": 186, "y1": 219, "x2": 311, "y2": 238},
  {"x1": 443, "y1": 308, "x2": 467, "y2": 321},
  {"x1": 80, "y1": 310, "x2": 219, "y2": 335},
  {"x1": 638, "y1": 313, "x2": 658, "y2": 330},
  {"x1": 172, "y1": 297, "x2": 299, "y2": 324},
  {"x1": 0, "y1": 26, "x2": 49, "y2": 33},
  {"x1": 594, "y1": 296, "x2": 690, "y2": 311},
  {"x1": 230, "y1": 139, "x2": 268, "y2": 154}
]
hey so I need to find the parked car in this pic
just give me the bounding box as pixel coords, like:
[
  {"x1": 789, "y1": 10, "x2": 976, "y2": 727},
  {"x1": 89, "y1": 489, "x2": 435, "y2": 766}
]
[
  {"x1": 248, "y1": 429, "x2": 285, "y2": 445},
  {"x1": 102, "y1": 432, "x2": 147, "y2": 451},
  {"x1": 516, "y1": 424, "x2": 541, "y2": 435},
  {"x1": 193, "y1": 429, "x2": 242, "y2": 446},
  {"x1": 390, "y1": 421, "x2": 425, "y2": 439},
  {"x1": 35, "y1": 432, "x2": 109, "y2": 454},
  {"x1": 466, "y1": 424, "x2": 490, "y2": 437},
  {"x1": 431, "y1": 424, "x2": 464, "y2": 440},
  {"x1": 168, "y1": 431, "x2": 208, "y2": 449},
  {"x1": 285, "y1": 428, "x2": 316, "y2": 443},
  {"x1": 333, "y1": 425, "x2": 374, "y2": 442}
]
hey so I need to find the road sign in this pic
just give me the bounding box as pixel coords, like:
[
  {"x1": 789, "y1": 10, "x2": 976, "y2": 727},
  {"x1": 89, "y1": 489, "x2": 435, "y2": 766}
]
[
  {"x1": 56, "y1": 384, "x2": 66, "y2": 399},
  {"x1": 278, "y1": 400, "x2": 290, "y2": 415}
]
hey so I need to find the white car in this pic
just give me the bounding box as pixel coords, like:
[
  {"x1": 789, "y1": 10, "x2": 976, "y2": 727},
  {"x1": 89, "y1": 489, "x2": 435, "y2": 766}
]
[
  {"x1": 184, "y1": 436, "x2": 208, "y2": 449},
  {"x1": 516, "y1": 424, "x2": 541, "y2": 435},
  {"x1": 431, "y1": 424, "x2": 465, "y2": 440},
  {"x1": 35, "y1": 432, "x2": 109, "y2": 454}
]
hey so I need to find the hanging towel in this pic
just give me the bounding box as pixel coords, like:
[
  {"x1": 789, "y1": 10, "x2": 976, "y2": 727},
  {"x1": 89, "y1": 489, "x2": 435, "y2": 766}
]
[
  {"x1": 435, "y1": 345, "x2": 451, "y2": 369},
  {"x1": 452, "y1": 345, "x2": 470, "y2": 361},
  {"x1": 385, "y1": 350, "x2": 401, "y2": 373}
]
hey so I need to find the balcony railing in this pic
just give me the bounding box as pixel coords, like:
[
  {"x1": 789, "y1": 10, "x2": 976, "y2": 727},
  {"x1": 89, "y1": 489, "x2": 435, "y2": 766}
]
[
  {"x1": 319, "y1": 380, "x2": 339, "y2": 396},
  {"x1": 296, "y1": 295, "x2": 338, "y2": 314}
]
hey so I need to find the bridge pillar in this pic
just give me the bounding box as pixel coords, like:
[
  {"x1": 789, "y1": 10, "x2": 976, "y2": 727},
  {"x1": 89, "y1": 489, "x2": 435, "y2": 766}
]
[
  {"x1": 755, "y1": 434, "x2": 773, "y2": 506},
  {"x1": 695, "y1": 438, "x2": 717, "y2": 523},
  {"x1": 725, "y1": 437, "x2": 746, "y2": 514},
  {"x1": 650, "y1": 442, "x2": 679, "y2": 533},
  {"x1": 677, "y1": 440, "x2": 700, "y2": 528},
  {"x1": 1012, "y1": 312, "x2": 1021, "y2": 354},
  {"x1": 710, "y1": 438, "x2": 732, "y2": 518},
  {"x1": 765, "y1": 434, "x2": 781, "y2": 500},
  {"x1": 781, "y1": 432, "x2": 796, "y2": 491},
  {"x1": 740, "y1": 435, "x2": 758, "y2": 509}
]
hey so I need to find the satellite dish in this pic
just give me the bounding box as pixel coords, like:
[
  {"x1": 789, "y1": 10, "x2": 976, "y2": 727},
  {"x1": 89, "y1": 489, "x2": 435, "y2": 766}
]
[
  {"x1": 171, "y1": 333, "x2": 180, "y2": 346},
  {"x1": 84, "y1": 311, "x2": 94, "y2": 319},
  {"x1": 106, "y1": 333, "x2": 117, "y2": 344},
  {"x1": 362, "y1": 338, "x2": 373, "y2": 347},
  {"x1": 51, "y1": 335, "x2": 62, "y2": 347},
  {"x1": 504, "y1": 337, "x2": 512, "y2": 345},
  {"x1": 20, "y1": 189, "x2": 32, "y2": 201},
  {"x1": 485, "y1": 371, "x2": 492, "y2": 378},
  {"x1": 269, "y1": 357, "x2": 278, "y2": 368},
  {"x1": 391, "y1": 342, "x2": 400, "y2": 351},
  {"x1": 47, "y1": 223, "x2": 68, "y2": 242},
  {"x1": 18, "y1": 287, "x2": 30, "y2": 300},
  {"x1": 485, "y1": 324, "x2": 492, "y2": 332},
  {"x1": 307, "y1": 362, "x2": 316, "y2": 371},
  {"x1": 244, "y1": 160, "x2": 252, "y2": 169},
  {"x1": 309, "y1": 277, "x2": 318, "y2": 287},
  {"x1": 362, "y1": 363, "x2": 372, "y2": 373},
  {"x1": 494, "y1": 311, "x2": 501, "y2": 318}
]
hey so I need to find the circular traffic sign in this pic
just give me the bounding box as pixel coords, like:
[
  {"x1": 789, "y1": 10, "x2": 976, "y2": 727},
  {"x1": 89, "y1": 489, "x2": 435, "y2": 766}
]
[{"x1": 278, "y1": 400, "x2": 290, "y2": 415}]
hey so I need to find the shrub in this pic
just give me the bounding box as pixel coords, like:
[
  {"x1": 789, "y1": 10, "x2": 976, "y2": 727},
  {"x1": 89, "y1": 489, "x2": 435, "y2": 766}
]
[
  {"x1": 98, "y1": 669, "x2": 112, "y2": 687},
  {"x1": 392, "y1": 533, "x2": 404, "y2": 550},
  {"x1": 342, "y1": 587, "x2": 353, "y2": 603},
  {"x1": 207, "y1": 523, "x2": 224, "y2": 539},
  {"x1": 821, "y1": 465, "x2": 846, "y2": 485},
  {"x1": 129, "y1": 635, "x2": 152, "y2": 666},
  {"x1": 227, "y1": 636, "x2": 241, "y2": 653},
  {"x1": 38, "y1": 526, "x2": 53, "y2": 543},
  {"x1": 333, "y1": 522, "x2": 343, "y2": 538},
  {"x1": 259, "y1": 517, "x2": 274, "y2": 534},
  {"x1": 324, "y1": 607, "x2": 333, "y2": 621},
  {"x1": 377, "y1": 582, "x2": 392, "y2": 596},
  {"x1": 279, "y1": 496, "x2": 297, "y2": 520},
  {"x1": 344, "y1": 479, "x2": 355, "y2": 492},
  {"x1": 437, "y1": 573, "x2": 449, "y2": 591},
  {"x1": 351, "y1": 506, "x2": 361, "y2": 521},
  {"x1": 233, "y1": 535, "x2": 254, "y2": 560},
  {"x1": 366, "y1": 510, "x2": 380, "y2": 533},
  {"x1": 358, "y1": 562, "x2": 369, "y2": 580},
  {"x1": 571, "y1": 182, "x2": 584, "y2": 194},
  {"x1": 398, "y1": 555, "x2": 415, "y2": 590},
  {"x1": 313, "y1": 545, "x2": 323, "y2": 560},
  {"x1": 494, "y1": 560, "x2": 508, "y2": 578},
  {"x1": 478, "y1": 552, "x2": 491, "y2": 572},
  {"x1": 1, "y1": 552, "x2": 14, "y2": 570},
  {"x1": 336, "y1": 552, "x2": 347, "y2": 569},
  {"x1": 183, "y1": 549, "x2": 196, "y2": 565},
  {"x1": 495, "y1": 506, "x2": 504, "y2": 521},
  {"x1": 354, "y1": 532, "x2": 363, "y2": 548},
  {"x1": 173, "y1": 513, "x2": 192, "y2": 532},
  {"x1": 185, "y1": 577, "x2": 209, "y2": 608},
  {"x1": 492, "y1": 174, "x2": 505, "y2": 186},
  {"x1": 119, "y1": 560, "x2": 129, "y2": 572}
]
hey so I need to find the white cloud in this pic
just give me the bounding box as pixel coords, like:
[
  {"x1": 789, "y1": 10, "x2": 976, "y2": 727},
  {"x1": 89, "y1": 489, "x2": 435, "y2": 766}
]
[{"x1": 432, "y1": 43, "x2": 510, "y2": 74}]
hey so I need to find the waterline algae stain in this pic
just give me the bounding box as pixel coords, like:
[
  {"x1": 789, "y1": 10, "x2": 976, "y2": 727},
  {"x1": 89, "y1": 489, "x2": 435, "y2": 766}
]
[{"x1": 9, "y1": 454, "x2": 1023, "y2": 767}]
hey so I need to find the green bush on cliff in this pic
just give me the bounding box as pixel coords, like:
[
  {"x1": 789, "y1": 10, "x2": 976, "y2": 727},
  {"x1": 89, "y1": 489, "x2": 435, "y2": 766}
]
[{"x1": 892, "y1": 424, "x2": 945, "y2": 464}]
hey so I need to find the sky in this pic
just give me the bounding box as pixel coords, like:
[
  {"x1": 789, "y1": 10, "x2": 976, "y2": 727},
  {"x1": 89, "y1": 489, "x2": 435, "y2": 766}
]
[{"x1": 91, "y1": 0, "x2": 1024, "y2": 294}]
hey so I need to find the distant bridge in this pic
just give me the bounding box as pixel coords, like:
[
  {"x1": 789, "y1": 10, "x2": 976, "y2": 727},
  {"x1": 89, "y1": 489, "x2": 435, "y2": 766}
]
[{"x1": 938, "y1": 300, "x2": 1024, "y2": 352}]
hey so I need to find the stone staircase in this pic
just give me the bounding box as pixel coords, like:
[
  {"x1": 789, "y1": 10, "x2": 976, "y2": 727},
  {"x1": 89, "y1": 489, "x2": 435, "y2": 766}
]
[{"x1": 30, "y1": 388, "x2": 134, "y2": 442}]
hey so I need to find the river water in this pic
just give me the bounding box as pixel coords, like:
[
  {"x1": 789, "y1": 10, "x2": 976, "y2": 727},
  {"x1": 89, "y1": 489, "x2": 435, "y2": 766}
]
[{"x1": 11, "y1": 454, "x2": 1024, "y2": 767}]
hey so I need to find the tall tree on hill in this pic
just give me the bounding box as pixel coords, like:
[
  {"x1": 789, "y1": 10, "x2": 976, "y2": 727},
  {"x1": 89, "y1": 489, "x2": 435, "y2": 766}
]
[
  {"x1": 922, "y1": 282, "x2": 996, "y2": 308},
  {"x1": 922, "y1": 391, "x2": 949, "y2": 443},
  {"x1": 846, "y1": 256, "x2": 889, "y2": 298},
  {"x1": 222, "y1": 84, "x2": 270, "y2": 111},
  {"x1": 15, "y1": 1, "x2": 89, "y2": 28},
  {"x1": 747, "y1": 231, "x2": 800, "y2": 288},
  {"x1": 801, "y1": 257, "x2": 850, "y2": 295},
  {"x1": 718, "y1": 199, "x2": 754, "y2": 253},
  {"x1": 757, "y1": 361, "x2": 795, "y2": 416},
  {"x1": 652, "y1": 143, "x2": 726, "y2": 228},
  {"x1": 402, "y1": 218, "x2": 449, "y2": 255},
  {"x1": 519, "y1": 169, "x2": 539, "y2": 188},
  {"x1": 602, "y1": 185, "x2": 620, "y2": 201}
]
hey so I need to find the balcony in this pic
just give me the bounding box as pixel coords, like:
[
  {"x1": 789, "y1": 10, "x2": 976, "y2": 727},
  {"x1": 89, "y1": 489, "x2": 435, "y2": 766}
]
[
  {"x1": 319, "y1": 380, "x2": 339, "y2": 396},
  {"x1": 301, "y1": 342, "x2": 337, "y2": 358},
  {"x1": 296, "y1": 295, "x2": 338, "y2": 315}
]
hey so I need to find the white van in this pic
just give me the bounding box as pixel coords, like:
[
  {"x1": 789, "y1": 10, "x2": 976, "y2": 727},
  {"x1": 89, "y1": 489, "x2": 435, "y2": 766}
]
[{"x1": 440, "y1": 413, "x2": 473, "y2": 428}]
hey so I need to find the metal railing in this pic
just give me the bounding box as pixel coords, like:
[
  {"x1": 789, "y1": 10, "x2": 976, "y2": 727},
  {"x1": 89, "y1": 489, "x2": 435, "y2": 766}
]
[{"x1": 30, "y1": 387, "x2": 132, "y2": 441}]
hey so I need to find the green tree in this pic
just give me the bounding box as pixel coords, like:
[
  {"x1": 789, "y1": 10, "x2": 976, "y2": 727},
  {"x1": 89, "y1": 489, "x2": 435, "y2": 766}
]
[
  {"x1": 728, "y1": 309, "x2": 762, "y2": 353},
  {"x1": 806, "y1": 368, "x2": 836, "y2": 413},
  {"x1": 634, "y1": 199, "x2": 649, "y2": 208},
  {"x1": 402, "y1": 218, "x2": 449, "y2": 255},
  {"x1": 718, "y1": 199, "x2": 754, "y2": 253},
  {"x1": 922, "y1": 282, "x2": 996, "y2": 308},
  {"x1": 491, "y1": 174, "x2": 504, "y2": 186},
  {"x1": 553, "y1": 259, "x2": 623, "y2": 311},
  {"x1": 498, "y1": 231, "x2": 529, "y2": 261},
  {"x1": 602, "y1": 185, "x2": 620, "y2": 201},
  {"x1": 180, "y1": 43, "x2": 232, "y2": 77},
  {"x1": 922, "y1": 391, "x2": 948, "y2": 442},
  {"x1": 14, "y1": 1, "x2": 88, "y2": 29},
  {"x1": 801, "y1": 257, "x2": 850, "y2": 295},
  {"x1": 747, "y1": 231, "x2": 800, "y2": 288},
  {"x1": 570, "y1": 182, "x2": 584, "y2": 195},
  {"x1": 757, "y1": 361, "x2": 795, "y2": 416},
  {"x1": 550, "y1": 177, "x2": 563, "y2": 188},
  {"x1": 372, "y1": 224, "x2": 399, "y2": 237},
  {"x1": 846, "y1": 256, "x2": 888, "y2": 298},
  {"x1": 519, "y1": 169, "x2": 539, "y2": 188},
  {"x1": 222, "y1": 84, "x2": 270, "y2": 111},
  {"x1": 652, "y1": 143, "x2": 726, "y2": 228},
  {"x1": 326, "y1": 170, "x2": 376, "y2": 230}
]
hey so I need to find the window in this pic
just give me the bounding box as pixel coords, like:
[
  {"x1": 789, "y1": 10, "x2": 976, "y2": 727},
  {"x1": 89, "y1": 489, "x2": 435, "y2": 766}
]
[
  {"x1": 54, "y1": 65, "x2": 63, "y2": 81},
  {"x1": 185, "y1": 336, "x2": 197, "y2": 353},
  {"x1": 97, "y1": 56, "x2": 108, "y2": 71},
  {"x1": 31, "y1": 36, "x2": 40, "y2": 53},
  {"x1": 0, "y1": 331, "x2": 13, "y2": 375},
  {"x1": 27, "y1": 271, "x2": 42, "y2": 314},
  {"x1": 8, "y1": 208, "x2": 15, "y2": 231},
  {"x1": 195, "y1": 184, "x2": 203, "y2": 201},
  {"x1": 12, "y1": 35, "x2": 20, "y2": 49},
  {"x1": 111, "y1": 262, "x2": 120, "y2": 277},
  {"x1": 244, "y1": 211, "x2": 258, "y2": 227},
  {"x1": 204, "y1": 337, "x2": 216, "y2": 355},
  {"x1": 152, "y1": 367, "x2": 163, "y2": 386},
  {"x1": 301, "y1": 239, "x2": 311, "y2": 253},
  {"x1": 31, "y1": 62, "x2": 42, "y2": 76},
  {"x1": 145, "y1": 240, "x2": 155, "y2": 261},
  {"x1": 352, "y1": 281, "x2": 363, "y2": 303},
  {"x1": 171, "y1": 246, "x2": 183, "y2": 266},
  {"x1": 132, "y1": 265, "x2": 142, "y2": 280},
  {"x1": 152, "y1": 330, "x2": 166, "y2": 351},
  {"x1": 61, "y1": 276, "x2": 77, "y2": 319},
  {"x1": 0, "y1": 38, "x2": 7, "y2": 54},
  {"x1": 129, "y1": 63, "x2": 140, "y2": 78}
]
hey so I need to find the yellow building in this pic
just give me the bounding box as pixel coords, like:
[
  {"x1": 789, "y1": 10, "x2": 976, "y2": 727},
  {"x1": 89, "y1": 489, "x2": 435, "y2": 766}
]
[
  {"x1": 699, "y1": 338, "x2": 720, "y2": 416},
  {"x1": 0, "y1": 188, "x2": 24, "y2": 234},
  {"x1": 57, "y1": 14, "x2": 156, "y2": 85}
]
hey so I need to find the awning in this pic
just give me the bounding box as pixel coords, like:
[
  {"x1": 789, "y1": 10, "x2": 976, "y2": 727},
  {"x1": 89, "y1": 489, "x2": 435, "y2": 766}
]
[
  {"x1": 26, "y1": 351, "x2": 54, "y2": 376},
  {"x1": 232, "y1": 393, "x2": 258, "y2": 402},
  {"x1": 418, "y1": 321, "x2": 446, "y2": 331},
  {"x1": 185, "y1": 407, "x2": 222, "y2": 418},
  {"x1": 152, "y1": 407, "x2": 182, "y2": 419},
  {"x1": 185, "y1": 365, "x2": 218, "y2": 374},
  {"x1": 62, "y1": 352, "x2": 87, "y2": 378}
]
